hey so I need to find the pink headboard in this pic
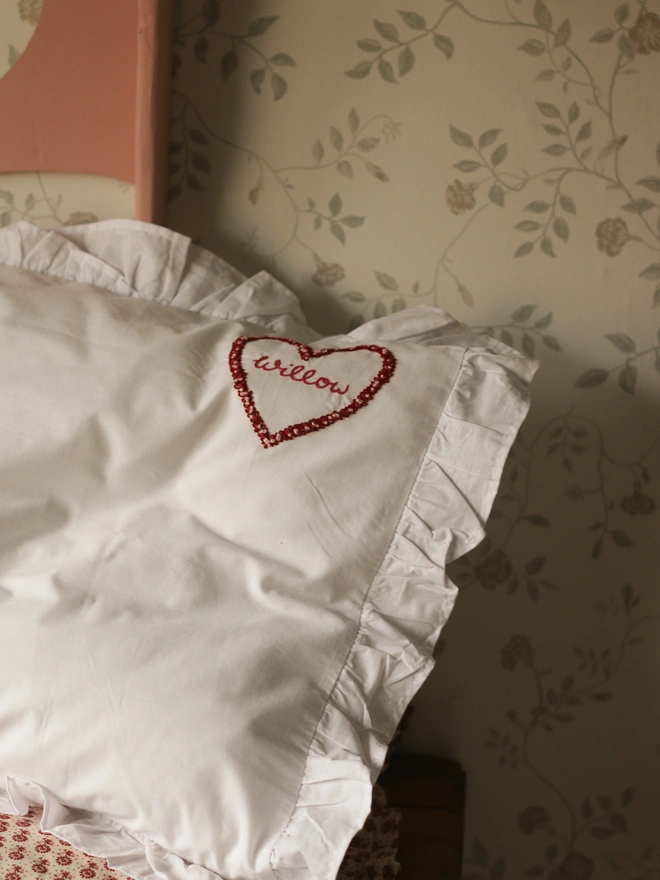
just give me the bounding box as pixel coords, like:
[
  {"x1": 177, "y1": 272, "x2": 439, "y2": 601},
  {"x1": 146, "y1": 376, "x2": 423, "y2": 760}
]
[{"x1": 0, "y1": 0, "x2": 174, "y2": 225}]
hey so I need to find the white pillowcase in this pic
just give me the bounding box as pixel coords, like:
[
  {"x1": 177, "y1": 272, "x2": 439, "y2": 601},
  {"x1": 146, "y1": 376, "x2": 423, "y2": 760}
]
[{"x1": 0, "y1": 221, "x2": 537, "y2": 880}]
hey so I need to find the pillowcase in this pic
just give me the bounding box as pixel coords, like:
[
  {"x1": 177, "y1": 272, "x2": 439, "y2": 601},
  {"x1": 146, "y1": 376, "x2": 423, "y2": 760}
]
[{"x1": 0, "y1": 221, "x2": 537, "y2": 880}]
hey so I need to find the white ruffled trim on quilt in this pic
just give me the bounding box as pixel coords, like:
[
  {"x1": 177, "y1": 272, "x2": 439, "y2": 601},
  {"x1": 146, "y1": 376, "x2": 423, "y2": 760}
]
[{"x1": 0, "y1": 221, "x2": 537, "y2": 880}]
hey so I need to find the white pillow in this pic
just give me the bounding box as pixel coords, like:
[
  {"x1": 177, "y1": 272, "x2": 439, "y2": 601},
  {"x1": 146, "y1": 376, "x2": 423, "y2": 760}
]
[{"x1": 0, "y1": 222, "x2": 537, "y2": 880}]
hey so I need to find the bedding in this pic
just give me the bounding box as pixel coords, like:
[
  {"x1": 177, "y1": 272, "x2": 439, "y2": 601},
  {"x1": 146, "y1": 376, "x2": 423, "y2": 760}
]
[
  {"x1": 0, "y1": 220, "x2": 537, "y2": 880},
  {"x1": 0, "y1": 784, "x2": 401, "y2": 880}
]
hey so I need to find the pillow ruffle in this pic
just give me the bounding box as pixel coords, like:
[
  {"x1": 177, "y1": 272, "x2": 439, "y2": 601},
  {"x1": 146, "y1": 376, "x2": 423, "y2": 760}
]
[
  {"x1": 0, "y1": 221, "x2": 312, "y2": 338},
  {"x1": 271, "y1": 326, "x2": 536, "y2": 879}
]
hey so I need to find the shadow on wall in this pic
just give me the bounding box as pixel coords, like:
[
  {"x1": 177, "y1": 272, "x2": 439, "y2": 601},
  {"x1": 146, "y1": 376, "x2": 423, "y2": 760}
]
[
  {"x1": 417, "y1": 331, "x2": 659, "y2": 764},
  {"x1": 166, "y1": 1, "x2": 354, "y2": 333}
]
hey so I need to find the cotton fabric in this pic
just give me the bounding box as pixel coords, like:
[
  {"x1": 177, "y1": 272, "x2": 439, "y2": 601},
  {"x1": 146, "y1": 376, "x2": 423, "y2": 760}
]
[{"x1": 0, "y1": 222, "x2": 536, "y2": 879}]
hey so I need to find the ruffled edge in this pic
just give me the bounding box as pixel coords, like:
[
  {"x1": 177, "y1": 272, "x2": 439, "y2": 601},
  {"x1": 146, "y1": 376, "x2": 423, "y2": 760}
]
[
  {"x1": 0, "y1": 220, "x2": 313, "y2": 338},
  {"x1": 0, "y1": 220, "x2": 538, "y2": 880},
  {"x1": 270, "y1": 324, "x2": 538, "y2": 880},
  {"x1": 0, "y1": 776, "x2": 219, "y2": 879}
]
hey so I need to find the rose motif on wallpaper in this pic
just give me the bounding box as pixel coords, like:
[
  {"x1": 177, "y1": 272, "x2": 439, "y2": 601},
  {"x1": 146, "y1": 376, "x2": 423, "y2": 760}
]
[
  {"x1": 557, "y1": 851, "x2": 595, "y2": 880},
  {"x1": 620, "y1": 485, "x2": 657, "y2": 515},
  {"x1": 445, "y1": 179, "x2": 477, "y2": 214},
  {"x1": 500, "y1": 635, "x2": 534, "y2": 671},
  {"x1": 518, "y1": 805, "x2": 551, "y2": 835},
  {"x1": 312, "y1": 260, "x2": 346, "y2": 288},
  {"x1": 595, "y1": 218, "x2": 629, "y2": 257},
  {"x1": 628, "y1": 11, "x2": 660, "y2": 54},
  {"x1": 473, "y1": 548, "x2": 513, "y2": 590},
  {"x1": 17, "y1": 0, "x2": 42, "y2": 27}
]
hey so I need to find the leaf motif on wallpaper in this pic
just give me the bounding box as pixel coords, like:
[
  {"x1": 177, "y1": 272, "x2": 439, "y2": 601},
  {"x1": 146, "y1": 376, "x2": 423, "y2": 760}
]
[
  {"x1": 271, "y1": 74, "x2": 288, "y2": 100},
  {"x1": 397, "y1": 11, "x2": 426, "y2": 30},
  {"x1": 377, "y1": 57, "x2": 397, "y2": 84},
  {"x1": 249, "y1": 68, "x2": 266, "y2": 94},
  {"x1": 301, "y1": 110, "x2": 396, "y2": 192},
  {"x1": 554, "y1": 18, "x2": 571, "y2": 48},
  {"x1": 341, "y1": 291, "x2": 366, "y2": 304},
  {"x1": 533, "y1": 0, "x2": 553, "y2": 31},
  {"x1": 201, "y1": 0, "x2": 219, "y2": 27},
  {"x1": 330, "y1": 218, "x2": 344, "y2": 245},
  {"x1": 519, "y1": 38, "x2": 546, "y2": 57},
  {"x1": 175, "y1": 9, "x2": 295, "y2": 100},
  {"x1": 621, "y1": 198, "x2": 654, "y2": 214},
  {"x1": 491, "y1": 143, "x2": 508, "y2": 167},
  {"x1": 479, "y1": 128, "x2": 501, "y2": 149},
  {"x1": 342, "y1": 271, "x2": 427, "y2": 323},
  {"x1": 375, "y1": 271, "x2": 399, "y2": 291},
  {"x1": 489, "y1": 184, "x2": 505, "y2": 207},
  {"x1": 270, "y1": 53, "x2": 296, "y2": 68},
  {"x1": 590, "y1": 28, "x2": 615, "y2": 43},
  {"x1": 473, "y1": 306, "x2": 562, "y2": 358},
  {"x1": 559, "y1": 194, "x2": 576, "y2": 214},
  {"x1": 194, "y1": 36, "x2": 209, "y2": 63},
  {"x1": 246, "y1": 16, "x2": 279, "y2": 37},
  {"x1": 449, "y1": 124, "x2": 474, "y2": 148},
  {"x1": 345, "y1": 60, "x2": 373, "y2": 79},
  {"x1": 433, "y1": 34, "x2": 455, "y2": 60},
  {"x1": 575, "y1": 369, "x2": 608, "y2": 389},
  {"x1": 605, "y1": 333, "x2": 636, "y2": 353},
  {"x1": 345, "y1": 11, "x2": 455, "y2": 82},
  {"x1": 575, "y1": 328, "x2": 660, "y2": 396},
  {"x1": 636, "y1": 176, "x2": 660, "y2": 197},
  {"x1": 398, "y1": 45, "x2": 415, "y2": 77}
]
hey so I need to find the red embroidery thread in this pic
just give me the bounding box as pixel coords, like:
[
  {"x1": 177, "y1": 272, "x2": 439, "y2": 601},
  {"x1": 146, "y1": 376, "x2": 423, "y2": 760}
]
[
  {"x1": 229, "y1": 336, "x2": 396, "y2": 449},
  {"x1": 252, "y1": 355, "x2": 350, "y2": 395}
]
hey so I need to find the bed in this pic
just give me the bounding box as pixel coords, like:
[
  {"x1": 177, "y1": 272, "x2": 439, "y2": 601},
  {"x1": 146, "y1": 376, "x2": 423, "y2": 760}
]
[{"x1": 0, "y1": 5, "x2": 535, "y2": 880}]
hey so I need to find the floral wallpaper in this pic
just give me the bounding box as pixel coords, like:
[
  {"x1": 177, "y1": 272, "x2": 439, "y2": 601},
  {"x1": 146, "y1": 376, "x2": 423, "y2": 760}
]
[
  {"x1": 167, "y1": 2, "x2": 660, "y2": 878},
  {"x1": 1, "y1": 0, "x2": 41, "y2": 77},
  {"x1": 0, "y1": 1, "x2": 135, "y2": 226},
  {"x1": 0, "y1": 0, "x2": 658, "y2": 877}
]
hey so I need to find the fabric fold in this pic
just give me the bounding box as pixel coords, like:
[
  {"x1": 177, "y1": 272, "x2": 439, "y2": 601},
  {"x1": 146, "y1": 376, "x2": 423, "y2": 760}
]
[
  {"x1": 0, "y1": 221, "x2": 307, "y2": 333},
  {"x1": 2, "y1": 776, "x2": 218, "y2": 879},
  {"x1": 0, "y1": 220, "x2": 537, "y2": 880},
  {"x1": 271, "y1": 342, "x2": 537, "y2": 879}
]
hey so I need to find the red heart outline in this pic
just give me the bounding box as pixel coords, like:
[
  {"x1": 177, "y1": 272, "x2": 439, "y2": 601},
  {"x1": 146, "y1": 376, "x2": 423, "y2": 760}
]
[{"x1": 229, "y1": 336, "x2": 397, "y2": 448}]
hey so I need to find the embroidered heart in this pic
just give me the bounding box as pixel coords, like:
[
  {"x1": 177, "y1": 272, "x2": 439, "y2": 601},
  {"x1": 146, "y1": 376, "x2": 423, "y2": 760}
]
[{"x1": 229, "y1": 336, "x2": 396, "y2": 448}]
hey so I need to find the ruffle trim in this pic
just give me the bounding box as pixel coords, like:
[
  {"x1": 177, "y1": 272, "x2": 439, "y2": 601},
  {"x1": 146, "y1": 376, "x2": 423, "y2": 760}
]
[
  {"x1": 0, "y1": 220, "x2": 314, "y2": 340},
  {"x1": 0, "y1": 221, "x2": 538, "y2": 880},
  {"x1": 270, "y1": 321, "x2": 537, "y2": 879}
]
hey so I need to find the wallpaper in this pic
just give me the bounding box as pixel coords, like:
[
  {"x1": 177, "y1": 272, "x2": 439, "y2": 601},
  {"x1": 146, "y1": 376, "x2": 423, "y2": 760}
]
[
  {"x1": 0, "y1": 0, "x2": 657, "y2": 877},
  {"x1": 0, "y1": 0, "x2": 135, "y2": 226},
  {"x1": 167, "y1": 2, "x2": 660, "y2": 878}
]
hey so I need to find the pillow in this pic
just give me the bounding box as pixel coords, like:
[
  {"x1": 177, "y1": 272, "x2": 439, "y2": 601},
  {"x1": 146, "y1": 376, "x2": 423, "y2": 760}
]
[{"x1": 0, "y1": 221, "x2": 537, "y2": 880}]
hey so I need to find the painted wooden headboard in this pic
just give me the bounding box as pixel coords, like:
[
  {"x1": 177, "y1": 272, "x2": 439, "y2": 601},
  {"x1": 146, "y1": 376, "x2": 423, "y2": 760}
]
[{"x1": 0, "y1": 0, "x2": 174, "y2": 225}]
